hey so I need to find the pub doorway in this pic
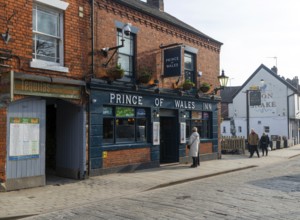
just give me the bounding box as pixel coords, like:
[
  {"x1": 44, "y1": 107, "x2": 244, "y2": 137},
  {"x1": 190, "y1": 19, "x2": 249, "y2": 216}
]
[
  {"x1": 46, "y1": 99, "x2": 86, "y2": 184},
  {"x1": 159, "y1": 109, "x2": 179, "y2": 163}
]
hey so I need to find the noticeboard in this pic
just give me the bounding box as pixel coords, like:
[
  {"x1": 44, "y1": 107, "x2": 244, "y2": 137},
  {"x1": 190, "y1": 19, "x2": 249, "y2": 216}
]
[{"x1": 9, "y1": 117, "x2": 40, "y2": 160}]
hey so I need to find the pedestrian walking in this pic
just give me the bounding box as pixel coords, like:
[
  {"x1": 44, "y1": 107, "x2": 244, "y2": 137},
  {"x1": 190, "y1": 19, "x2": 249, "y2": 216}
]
[
  {"x1": 260, "y1": 132, "x2": 270, "y2": 156},
  {"x1": 188, "y1": 127, "x2": 200, "y2": 168},
  {"x1": 248, "y1": 128, "x2": 260, "y2": 158}
]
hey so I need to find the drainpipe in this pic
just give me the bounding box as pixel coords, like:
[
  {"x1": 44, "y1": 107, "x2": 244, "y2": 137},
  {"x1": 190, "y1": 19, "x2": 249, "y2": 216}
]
[
  {"x1": 86, "y1": 0, "x2": 95, "y2": 177},
  {"x1": 287, "y1": 92, "x2": 295, "y2": 140},
  {"x1": 91, "y1": 0, "x2": 94, "y2": 76}
]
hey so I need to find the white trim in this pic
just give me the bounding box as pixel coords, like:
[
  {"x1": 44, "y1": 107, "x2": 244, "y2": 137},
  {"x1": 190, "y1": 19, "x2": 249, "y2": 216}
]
[
  {"x1": 35, "y1": 0, "x2": 69, "y2": 10},
  {"x1": 30, "y1": 59, "x2": 69, "y2": 73}
]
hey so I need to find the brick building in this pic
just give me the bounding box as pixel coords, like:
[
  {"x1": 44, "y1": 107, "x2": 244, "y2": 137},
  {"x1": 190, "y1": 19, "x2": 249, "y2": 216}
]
[
  {"x1": 0, "y1": 0, "x2": 90, "y2": 191},
  {"x1": 0, "y1": 0, "x2": 224, "y2": 191},
  {"x1": 88, "y1": 0, "x2": 223, "y2": 175}
]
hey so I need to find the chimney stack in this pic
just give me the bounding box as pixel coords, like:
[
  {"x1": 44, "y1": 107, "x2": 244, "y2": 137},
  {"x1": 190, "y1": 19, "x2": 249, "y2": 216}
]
[
  {"x1": 271, "y1": 66, "x2": 278, "y2": 74},
  {"x1": 292, "y1": 76, "x2": 299, "y2": 90},
  {"x1": 147, "y1": 0, "x2": 164, "y2": 11}
]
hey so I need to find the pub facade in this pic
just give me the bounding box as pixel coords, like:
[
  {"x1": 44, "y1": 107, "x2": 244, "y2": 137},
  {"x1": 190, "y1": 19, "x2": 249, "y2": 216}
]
[{"x1": 88, "y1": 0, "x2": 223, "y2": 174}]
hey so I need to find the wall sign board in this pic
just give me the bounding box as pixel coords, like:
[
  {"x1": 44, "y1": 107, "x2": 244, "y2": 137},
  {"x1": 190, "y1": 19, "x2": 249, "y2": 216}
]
[
  {"x1": 250, "y1": 91, "x2": 261, "y2": 106},
  {"x1": 163, "y1": 47, "x2": 182, "y2": 77}
]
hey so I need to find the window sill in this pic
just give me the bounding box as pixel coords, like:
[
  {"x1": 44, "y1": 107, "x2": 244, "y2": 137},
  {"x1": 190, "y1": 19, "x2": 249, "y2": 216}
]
[
  {"x1": 35, "y1": 0, "x2": 69, "y2": 10},
  {"x1": 30, "y1": 60, "x2": 69, "y2": 73}
]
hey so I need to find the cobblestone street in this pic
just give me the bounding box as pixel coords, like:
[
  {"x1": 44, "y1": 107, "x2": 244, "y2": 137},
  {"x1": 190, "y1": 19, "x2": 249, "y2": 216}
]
[{"x1": 19, "y1": 147, "x2": 300, "y2": 220}]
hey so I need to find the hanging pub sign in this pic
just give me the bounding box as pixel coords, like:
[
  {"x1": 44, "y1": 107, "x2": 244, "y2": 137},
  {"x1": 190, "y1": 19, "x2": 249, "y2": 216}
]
[
  {"x1": 249, "y1": 90, "x2": 261, "y2": 106},
  {"x1": 163, "y1": 46, "x2": 182, "y2": 77}
]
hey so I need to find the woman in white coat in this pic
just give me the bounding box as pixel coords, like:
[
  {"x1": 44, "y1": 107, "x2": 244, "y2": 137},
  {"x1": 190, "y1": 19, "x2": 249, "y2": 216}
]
[{"x1": 188, "y1": 127, "x2": 200, "y2": 168}]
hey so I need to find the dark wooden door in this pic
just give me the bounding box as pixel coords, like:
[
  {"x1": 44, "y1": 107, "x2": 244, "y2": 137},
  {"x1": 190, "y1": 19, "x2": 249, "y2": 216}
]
[{"x1": 160, "y1": 117, "x2": 179, "y2": 163}]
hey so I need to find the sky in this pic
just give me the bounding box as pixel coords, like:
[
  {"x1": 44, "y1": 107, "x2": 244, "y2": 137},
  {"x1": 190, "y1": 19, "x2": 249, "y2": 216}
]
[{"x1": 163, "y1": 0, "x2": 300, "y2": 86}]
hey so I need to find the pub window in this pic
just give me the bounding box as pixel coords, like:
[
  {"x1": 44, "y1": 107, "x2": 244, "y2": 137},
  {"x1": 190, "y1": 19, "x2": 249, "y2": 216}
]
[
  {"x1": 103, "y1": 106, "x2": 147, "y2": 144},
  {"x1": 117, "y1": 30, "x2": 135, "y2": 78},
  {"x1": 201, "y1": 112, "x2": 212, "y2": 138},
  {"x1": 186, "y1": 111, "x2": 212, "y2": 139}
]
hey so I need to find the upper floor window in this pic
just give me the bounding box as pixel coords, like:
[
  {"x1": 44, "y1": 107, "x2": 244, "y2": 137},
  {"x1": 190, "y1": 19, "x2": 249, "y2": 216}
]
[
  {"x1": 184, "y1": 52, "x2": 196, "y2": 83},
  {"x1": 33, "y1": 5, "x2": 61, "y2": 63},
  {"x1": 117, "y1": 31, "x2": 135, "y2": 78},
  {"x1": 31, "y1": 0, "x2": 69, "y2": 73}
]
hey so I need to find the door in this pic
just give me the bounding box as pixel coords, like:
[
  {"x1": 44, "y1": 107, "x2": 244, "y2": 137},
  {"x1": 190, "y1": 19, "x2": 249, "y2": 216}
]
[{"x1": 160, "y1": 116, "x2": 179, "y2": 163}]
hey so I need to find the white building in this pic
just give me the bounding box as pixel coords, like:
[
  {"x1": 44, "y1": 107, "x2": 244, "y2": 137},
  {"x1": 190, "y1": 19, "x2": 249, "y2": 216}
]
[{"x1": 221, "y1": 64, "x2": 300, "y2": 145}]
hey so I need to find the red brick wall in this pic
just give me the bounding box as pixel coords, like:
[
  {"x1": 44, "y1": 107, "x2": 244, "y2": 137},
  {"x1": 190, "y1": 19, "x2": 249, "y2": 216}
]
[
  {"x1": 94, "y1": 0, "x2": 221, "y2": 89},
  {"x1": 0, "y1": 0, "x2": 91, "y2": 80},
  {"x1": 0, "y1": 108, "x2": 7, "y2": 182},
  {"x1": 103, "y1": 148, "x2": 151, "y2": 168},
  {"x1": 185, "y1": 142, "x2": 213, "y2": 155},
  {"x1": 200, "y1": 142, "x2": 213, "y2": 154}
]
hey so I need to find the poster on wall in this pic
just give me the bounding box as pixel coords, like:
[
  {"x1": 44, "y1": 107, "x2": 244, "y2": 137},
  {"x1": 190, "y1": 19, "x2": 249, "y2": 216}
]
[
  {"x1": 9, "y1": 117, "x2": 40, "y2": 160},
  {"x1": 153, "y1": 122, "x2": 160, "y2": 145},
  {"x1": 180, "y1": 122, "x2": 186, "y2": 143}
]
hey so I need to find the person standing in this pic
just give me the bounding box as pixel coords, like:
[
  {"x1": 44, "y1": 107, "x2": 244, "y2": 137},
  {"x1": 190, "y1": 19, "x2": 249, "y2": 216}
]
[
  {"x1": 248, "y1": 129, "x2": 260, "y2": 158},
  {"x1": 188, "y1": 127, "x2": 200, "y2": 168},
  {"x1": 260, "y1": 132, "x2": 270, "y2": 156}
]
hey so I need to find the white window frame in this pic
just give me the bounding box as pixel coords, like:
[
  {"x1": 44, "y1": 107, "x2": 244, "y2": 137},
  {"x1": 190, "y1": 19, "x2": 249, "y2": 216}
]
[{"x1": 30, "y1": 0, "x2": 69, "y2": 73}]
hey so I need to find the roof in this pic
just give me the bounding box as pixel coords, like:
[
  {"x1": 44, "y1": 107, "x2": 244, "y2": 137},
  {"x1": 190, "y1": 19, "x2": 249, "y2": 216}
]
[
  {"x1": 114, "y1": 0, "x2": 222, "y2": 46},
  {"x1": 232, "y1": 64, "x2": 299, "y2": 99},
  {"x1": 220, "y1": 86, "x2": 241, "y2": 103}
]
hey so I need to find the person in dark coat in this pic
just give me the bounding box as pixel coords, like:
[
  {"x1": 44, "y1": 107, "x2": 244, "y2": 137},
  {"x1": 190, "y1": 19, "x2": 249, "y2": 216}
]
[{"x1": 260, "y1": 132, "x2": 270, "y2": 156}]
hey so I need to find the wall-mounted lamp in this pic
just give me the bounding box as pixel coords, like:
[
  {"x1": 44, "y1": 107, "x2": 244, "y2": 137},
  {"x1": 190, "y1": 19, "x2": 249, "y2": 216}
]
[
  {"x1": 98, "y1": 23, "x2": 132, "y2": 67},
  {"x1": 2, "y1": 30, "x2": 11, "y2": 44},
  {"x1": 211, "y1": 70, "x2": 229, "y2": 95},
  {"x1": 91, "y1": 98, "x2": 97, "y2": 104},
  {"x1": 153, "y1": 109, "x2": 160, "y2": 118},
  {"x1": 180, "y1": 110, "x2": 186, "y2": 118}
]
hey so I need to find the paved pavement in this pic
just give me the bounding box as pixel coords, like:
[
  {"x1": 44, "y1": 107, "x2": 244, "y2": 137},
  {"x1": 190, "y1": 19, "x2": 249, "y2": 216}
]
[{"x1": 1, "y1": 144, "x2": 300, "y2": 219}]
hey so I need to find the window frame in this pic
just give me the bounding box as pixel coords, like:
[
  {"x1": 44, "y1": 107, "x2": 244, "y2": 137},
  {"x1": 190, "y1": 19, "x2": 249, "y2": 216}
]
[
  {"x1": 117, "y1": 30, "x2": 135, "y2": 79},
  {"x1": 30, "y1": 1, "x2": 69, "y2": 72},
  {"x1": 103, "y1": 106, "x2": 148, "y2": 145},
  {"x1": 184, "y1": 52, "x2": 196, "y2": 83},
  {"x1": 185, "y1": 111, "x2": 212, "y2": 139}
]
